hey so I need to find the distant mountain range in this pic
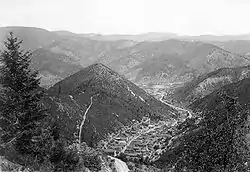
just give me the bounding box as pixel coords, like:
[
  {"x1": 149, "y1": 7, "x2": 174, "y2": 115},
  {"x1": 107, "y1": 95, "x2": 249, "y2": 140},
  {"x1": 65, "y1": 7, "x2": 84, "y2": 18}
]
[
  {"x1": 55, "y1": 30, "x2": 250, "y2": 55},
  {"x1": 106, "y1": 39, "x2": 250, "y2": 88},
  {"x1": 55, "y1": 30, "x2": 250, "y2": 42},
  {"x1": 2, "y1": 26, "x2": 250, "y2": 89},
  {"x1": 1, "y1": 26, "x2": 250, "y2": 99}
]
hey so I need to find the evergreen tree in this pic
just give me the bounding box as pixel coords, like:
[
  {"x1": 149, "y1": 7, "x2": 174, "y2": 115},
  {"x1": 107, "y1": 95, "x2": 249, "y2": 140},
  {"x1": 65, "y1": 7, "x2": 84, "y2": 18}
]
[{"x1": 0, "y1": 32, "x2": 47, "y2": 157}]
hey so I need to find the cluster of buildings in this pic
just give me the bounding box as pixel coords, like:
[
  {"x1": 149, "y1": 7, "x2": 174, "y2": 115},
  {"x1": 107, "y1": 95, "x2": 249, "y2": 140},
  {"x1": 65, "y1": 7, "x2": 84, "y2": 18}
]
[{"x1": 101, "y1": 117, "x2": 175, "y2": 162}]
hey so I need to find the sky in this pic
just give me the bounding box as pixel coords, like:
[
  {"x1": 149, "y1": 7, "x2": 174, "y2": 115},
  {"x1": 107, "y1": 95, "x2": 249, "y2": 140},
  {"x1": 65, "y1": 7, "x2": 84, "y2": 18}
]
[{"x1": 0, "y1": 0, "x2": 250, "y2": 35}]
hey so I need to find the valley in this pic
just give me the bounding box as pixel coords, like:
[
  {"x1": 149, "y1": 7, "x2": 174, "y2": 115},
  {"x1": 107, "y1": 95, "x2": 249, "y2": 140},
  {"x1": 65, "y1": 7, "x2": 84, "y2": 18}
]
[{"x1": 0, "y1": 26, "x2": 250, "y2": 171}]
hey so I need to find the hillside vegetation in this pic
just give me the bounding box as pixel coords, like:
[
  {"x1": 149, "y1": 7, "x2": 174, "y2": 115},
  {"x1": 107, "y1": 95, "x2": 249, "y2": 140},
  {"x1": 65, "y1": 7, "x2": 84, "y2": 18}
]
[{"x1": 0, "y1": 28, "x2": 250, "y2": 171}]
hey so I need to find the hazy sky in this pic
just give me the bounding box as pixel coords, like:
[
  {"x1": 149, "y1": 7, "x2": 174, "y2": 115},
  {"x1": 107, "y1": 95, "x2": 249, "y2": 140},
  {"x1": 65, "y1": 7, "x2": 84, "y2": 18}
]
[{"x1": 0, "y1": 0, "x2": 249, "y2": 35}]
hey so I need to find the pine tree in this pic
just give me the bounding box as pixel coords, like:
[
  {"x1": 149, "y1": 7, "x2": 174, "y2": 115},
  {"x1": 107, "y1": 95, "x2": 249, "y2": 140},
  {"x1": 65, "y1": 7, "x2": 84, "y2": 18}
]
[{"x1": 0, "y1": 32, "x2": 47, "y2": 157}]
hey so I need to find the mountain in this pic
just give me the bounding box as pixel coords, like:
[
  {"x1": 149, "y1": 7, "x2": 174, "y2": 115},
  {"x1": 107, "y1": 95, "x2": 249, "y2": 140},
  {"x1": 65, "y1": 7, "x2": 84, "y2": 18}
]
[
  {"x1": 1, "y1": 26, "x2": 250, "y2": 90},
  {"x1": 189, "y1": 78, "x2": 250, "y2": 151},
  {"x1": 181, "y1": 34, "x2": 250, "y2": 42},
  {"x1": 78, "y1": 32, "x2": 250, "y2": 42},
  {"x1": 45, "y1": 63, "x2": 177, "y2": 146},
  {"x1": 80, "y1": 32, "x2": 179, "y2": 42},
  {"x1": 154, "y1": 78, "x2": 250, "y2": 171},
  {"x1": 211, "y1": 40, "x2": 250, "y2": 55},
  {"x1": 107, "y1": 39, "x2": 250, "y2": 88},
  {"x1": 172, "y1": 65, "x2": 250, "y2": 105},
  {"x1": 39, "y1": 35, "x2": 136, "y2": 67},
  {"x1": 29, "y1": 38, "x2": 250, "y2": 89},
  {"x1": 31, "y1": 48, "x2": 84, "y2": 88},
  {"x1": 190, "y1": 78, "x2": 250, "y2": 111},
  {"x1": 52, "y1": 30, "x2": 78, "y2": 37},
  {"x1": 30, "y1": 36, "x2": 137, "y2": 87}
]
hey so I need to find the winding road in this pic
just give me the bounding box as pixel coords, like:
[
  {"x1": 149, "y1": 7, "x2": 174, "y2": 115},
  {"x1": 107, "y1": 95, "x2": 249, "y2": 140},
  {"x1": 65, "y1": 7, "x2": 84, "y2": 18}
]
[{"x1": 159, "y1": 95, "x2": 193, "y2": 118}]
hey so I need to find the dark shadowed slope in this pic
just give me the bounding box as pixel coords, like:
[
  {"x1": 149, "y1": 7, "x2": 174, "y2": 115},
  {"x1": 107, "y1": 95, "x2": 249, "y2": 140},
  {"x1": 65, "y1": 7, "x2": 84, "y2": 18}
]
[
  {"x1": 155, "y1": 78, "x2": 250, "y2": 171},
  {"x1": 190, "y1": 78, "x2": 250, "y2": 111},
  {"x1": 46, "y1": 63, "x2": 177, "y2": 146},
  {"x1": 190, "y1": 78, "x2": 250, "y2": 159},
  {"x1": 189, "y1": 78, "x2": 250, "y2": 152}
]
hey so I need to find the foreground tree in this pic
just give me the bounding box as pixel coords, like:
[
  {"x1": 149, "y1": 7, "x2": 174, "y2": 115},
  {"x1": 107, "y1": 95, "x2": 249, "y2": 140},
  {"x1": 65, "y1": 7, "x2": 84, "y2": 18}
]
[
  {"x1": 0, "y1": 32, "x2": 47, "y2": 159},
  {"x1": 0, "y1": 33, "x2": 103, "y2": 171}
]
